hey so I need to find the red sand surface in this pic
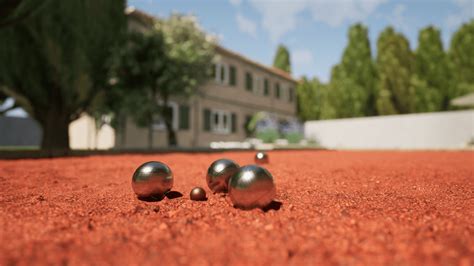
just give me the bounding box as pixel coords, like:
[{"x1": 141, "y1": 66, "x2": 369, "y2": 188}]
[{"x1": 0, "y1": 151, "x2": 473, "y2": 265}]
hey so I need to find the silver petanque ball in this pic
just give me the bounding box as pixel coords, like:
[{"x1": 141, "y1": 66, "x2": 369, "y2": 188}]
[
  {"x1": 206, "y1": 159, "x2": 240, "y2": 193},
  {"x1": 254, "y1": 151, "x2": 269, "y2": 164},
  {"x1": 132, "y1": 161, "x2": 173, "y2": 198},
  {"x1": 228, "y1": 165, "x2": 276, "y2": 209}
]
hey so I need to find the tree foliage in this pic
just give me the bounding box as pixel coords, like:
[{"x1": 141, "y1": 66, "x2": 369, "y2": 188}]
[
  {"x1": 273, "y1": 44, "x2": 291, "y2": 73},
  {"x1": 338, "y1": 23, "x2": 377, "y2": 116},
  {"x1": 448, "y1": 20, "x2": 474, "y2": 103},
  {"x1": 106, "y1": 14, "x2": 215, "y2": 148},
  {"x1": 414, "y1": 26, "x2": 448, "y2": 111},
  {"x1": 375, "y1": 27, "x2": 416, "y2": 114},
  {"x1": 0, "y1": 0, "x2": 126, "y2": 151},
  {"x1": 297, "y1": 21, "x2": 473, "y2": 121}
]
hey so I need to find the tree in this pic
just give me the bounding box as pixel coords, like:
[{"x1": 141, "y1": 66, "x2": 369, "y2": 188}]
[
  {"x1": 414, "y1": 26, "x2": 448, "y2": 111},
  {"x1": 297, "y1": 77, "x2": 323, "y2": 121},
  {"x1": 107, "y1": 14, "x2": 215, "y2": 148},
  {"x1": 375, "y1": 27, "x2": 416, "y2": 114},
  {"x1": 273, "y1": 44, "x2": 291, "y2": 73},
  {"x1": 0, "y1": 0, "x2": 127, "y2": 151},
  {"x1": 327, "y1": 65, "x2": 365, "y2": 118},
  {"x1": 339, "y1": 23, "x2": 377, "y2": 116},
  {"x1": 448, "y1": 20, "x2": 474, "y2": 105}
]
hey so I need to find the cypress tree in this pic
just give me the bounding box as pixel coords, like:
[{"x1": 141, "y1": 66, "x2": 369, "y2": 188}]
[
  {"x1": 448, "y1": 20, "x2": 474, "y2": 104},
  {"x1": 273, "y1": 44, "x2": 291, "y2": 73},
  {"x1": 415, "y1": 26, "x2": 448, "y2": 111},
  {"x1": 339, "y1": 23, "x2": 377, "y2": 116},
  {"x1": 375, "y1": 27, "x2": 416, "y2": 114}
]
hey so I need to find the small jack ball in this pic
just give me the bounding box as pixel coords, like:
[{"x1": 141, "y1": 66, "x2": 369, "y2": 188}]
[
  {"x1": 254, "y1": 151, "x2": 269, "y2": 164},
  {"x1": 190, "y1": 187, "x2": 207, "y2": 201},
  {"x1": 228, "y1": 165, "x2": 276, "y2": 209},
  {"x1": 132, "y1": 161, "x2": 173, "y2": 198},
  {"x1": 206, "y1": 159, "x2": 240, "y2": 193}
]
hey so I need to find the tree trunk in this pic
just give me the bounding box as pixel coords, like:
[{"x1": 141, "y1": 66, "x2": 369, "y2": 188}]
[
  {"x1": 39, "y1": 111, "x2": 70, "y2": 154},
  {"x1": 162, "y1": 95, "x2": 177, "y2": 147}
]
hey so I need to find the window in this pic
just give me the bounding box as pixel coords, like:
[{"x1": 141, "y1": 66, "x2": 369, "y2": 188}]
[
  {"x1": 203, "y1": 109, "x2": 237, "y2": 134},
  {"x1": 263, "y1": 78, "x2": 269, "y2": 96},
  {"x1": 229, "y1": 65, "x2": 237, "y2": 86},
  {"x1": 179, "y1": 105, "x2": 190, "y2": 130},
  {"x1": 288, "y1": 87, "x2": 294, "y2": 102},
  {"x1": 214, "y1": 62, "x2": 229, "y2": 84},
  {"x1": 152, "y1": 102, "x2": 178, "y2": 131},
  {"x1": 275, "y1": 82, "x2": 281, "y2": 99},
  {"x1": 211, "y1": 110, "x2": 232, "y2": 134},
  {"x1": 245, "y1": 72, "x2": 253, "y2": 91}
]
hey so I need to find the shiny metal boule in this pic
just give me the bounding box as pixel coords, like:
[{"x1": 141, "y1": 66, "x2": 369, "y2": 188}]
[
  {"x1": 228, "y1": 165, "x2": 276, "y2": 209},
  {"x1": 206, "y1": 159, "x2": 240, "y2": 193},
  {"x1": 190, "y1": 187, "x2": 207, "y2": 201},
  {"x1": 254, "y1": 151, "x2": 269, "y2": 164},
  {"x1": 132, "y1": 161, "x2": 173, "y2": 198}
]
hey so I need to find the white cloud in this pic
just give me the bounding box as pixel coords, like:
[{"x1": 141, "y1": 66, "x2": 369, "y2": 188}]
[
  {"x1": 307, "y1": 0, "x2": 388, "y2": 27},
  {"x1": 249, "y1": 0, "x2": 387, "y2": 41},
  {"x1": 292, "y1": 49, "x2": 314, "y2": 66},
  {"x1": 229, "y1": 0, "x2": 242, "y2": 7},
  {"x1": 236, "y1": 13, "x2": 258, "y2": 37},
  {"x1": 445, "y1": 0, "x2": 474, "y2": 29},
  {"x1": 387, "y1": 4, "x2": 408, "y2": 31},
  {"x1": 249, "y1": 0, "x2": 306, "y2": 41}
]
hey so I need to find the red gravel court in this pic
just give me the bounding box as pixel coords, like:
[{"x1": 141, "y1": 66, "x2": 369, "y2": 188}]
[{"x1": 0, "y1": 150, "x2": 473, "y2": 265}]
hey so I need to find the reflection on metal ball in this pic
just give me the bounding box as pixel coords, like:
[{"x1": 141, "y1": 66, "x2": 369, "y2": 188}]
[
  {"x1": 132, "y1": 161, "x2": 173, "y2": 198},
  {"x1": 228, "y1": 165, "x2": 276, "y2": 209},
  {"x1": 206, "y1": 159, "x2": 240, "y2": 193},
  {"x1": 254, "y1": 151, "x2": 269, "y2": 164},
  {"x1": 190, "y1": 187, "x2": 207, "y2": 201}
]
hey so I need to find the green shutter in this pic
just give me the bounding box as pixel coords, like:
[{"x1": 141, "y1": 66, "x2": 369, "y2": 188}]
[
  {"x1": 211, "y1": 64, "x2": 216, "y2": 79},
  {"x1": 289, "y1": 87, "x2": 293, "y2": 102},
  {"x1": 264, "y1": 79, "x2": 269, "y2": 96},
  {"x1": 179, "y1": 105, "x2": 190, "y2": 130},
  {"x1": 275, "y1": 83, "x2": 280, "y2": 99},
  {"x1": 220, "y1": 65, "x2": 225, "y2": 82},
  {"x1": 231, "y1": 113, "x2": 237, "y2": 133},
  {"x1": 203, "y1": 109, "x2": 211, "y2": 131},
  {"x1": 230, "y1": 65, "x2": 236, "y2": 86},
  {"x1": 245, "y1": 72, "x2": 253, "y2": 91}
]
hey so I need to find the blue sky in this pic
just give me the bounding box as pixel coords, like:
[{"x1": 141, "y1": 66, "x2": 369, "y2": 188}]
[{"x1": 128, "y1": 0, "x2": 473, "y2": 82}]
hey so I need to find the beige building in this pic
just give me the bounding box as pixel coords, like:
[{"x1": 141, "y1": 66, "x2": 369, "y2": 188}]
[{"x1": 117, "y1": 9, "x2": 298, "y2": 149}]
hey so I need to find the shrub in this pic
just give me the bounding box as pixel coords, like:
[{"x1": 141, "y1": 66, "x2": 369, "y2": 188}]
[
  {"x1": 284, "y1": 132, "x2": 303, "y2": 144},
  {"x1": 256, "y1": 129, "x2": 280, "y2": 143}
]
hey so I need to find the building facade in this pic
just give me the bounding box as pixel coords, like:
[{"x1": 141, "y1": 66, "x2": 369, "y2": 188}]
[{"x1": 118, "y1": 9, "x2": 298, "y2": 148}]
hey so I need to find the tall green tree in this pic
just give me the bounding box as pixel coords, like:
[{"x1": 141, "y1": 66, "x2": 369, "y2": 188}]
[
  {"x1": 338, "y1": 23, "x2": 377, "y2": 116},
  {"x1": 0, "y1": 0, "x2": 126, "y2": 151},
  {"x1": 448, "y1": 19, "x2": 474, "y2": 104},
  {"x1": 297, "y1": 77, "x2": 327, "y2": 121},
  {"x1": 273, "y1": 44, "x2": 291, "y2": 73},
  {"x1": 327, "y1": 65, "x2": 365, "y2": 118},
  {"x1": 414, "y1": 26, "x2": 448, "y2": 111},
  {"x1": 375, "y1": 27, "x2": 416, "y2": 114},
  {"x1": 107, "y1": 14, "x2": 214, "y2": 148}
]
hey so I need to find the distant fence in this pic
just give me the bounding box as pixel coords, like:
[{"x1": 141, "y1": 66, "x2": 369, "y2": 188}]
[
  {"x1": 0, "y1": 116, "x2": 41, "y2": 147},
  {"x1": 304, "y1": 110, "x2": 474, "y2": 149}
]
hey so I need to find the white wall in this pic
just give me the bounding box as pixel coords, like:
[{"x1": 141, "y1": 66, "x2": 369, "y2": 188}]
[
  {"x1": 69, "y1": 115, "x2": 115, "y2": 150},
  {"x1": 304, "y1": 110, "x2": 474, "y2": 149}
]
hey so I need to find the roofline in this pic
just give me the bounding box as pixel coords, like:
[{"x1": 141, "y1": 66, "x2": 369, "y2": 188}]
[
  {"x1": 126, "y1": 7, "x2": 297, "y2": 83},
  {"x1": 214, "y1": 45, "x2": 297, "y2": 83}
]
